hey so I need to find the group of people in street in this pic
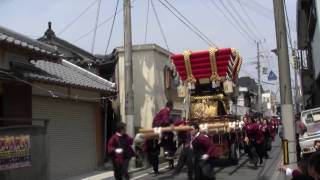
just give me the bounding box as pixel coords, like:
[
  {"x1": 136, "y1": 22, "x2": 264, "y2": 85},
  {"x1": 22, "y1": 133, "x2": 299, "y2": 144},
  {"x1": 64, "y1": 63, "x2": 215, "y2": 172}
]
[
  {"x1": 105, "y1": 103, "x2": 320, "y2": 180},
  {"x1": 144, "y1": 101, "x2": 217, "y2": 180},
  {"x1": 242, "y1": 115, "x2": 279, "y2": 166}
]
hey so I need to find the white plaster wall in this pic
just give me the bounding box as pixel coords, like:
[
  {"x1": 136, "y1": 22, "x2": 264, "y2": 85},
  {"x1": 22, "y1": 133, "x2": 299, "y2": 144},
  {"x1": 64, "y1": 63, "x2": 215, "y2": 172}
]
[{"x1": 116, "y1": 45, "x2": 172, "y2": 129}]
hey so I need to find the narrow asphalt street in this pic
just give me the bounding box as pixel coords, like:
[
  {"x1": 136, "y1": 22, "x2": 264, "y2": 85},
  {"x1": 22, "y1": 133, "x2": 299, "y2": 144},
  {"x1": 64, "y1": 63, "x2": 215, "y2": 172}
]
[{"x1": 106, "y1": 137, "x2": 283, "y2": 180}]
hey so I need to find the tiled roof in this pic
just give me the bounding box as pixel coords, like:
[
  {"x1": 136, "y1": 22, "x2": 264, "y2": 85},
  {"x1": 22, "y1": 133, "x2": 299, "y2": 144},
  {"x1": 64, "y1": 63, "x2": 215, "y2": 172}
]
[
  {"x1": 0, "y1": 25, "x2": 59, "y2": 56},
  {"x1": 20, "y1": 59, "x2": 116, "y2": 92}
]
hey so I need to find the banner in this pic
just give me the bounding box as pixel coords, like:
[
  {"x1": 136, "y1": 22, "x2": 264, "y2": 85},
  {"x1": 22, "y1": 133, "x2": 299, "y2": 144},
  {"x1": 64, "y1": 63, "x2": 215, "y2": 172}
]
[{"x1": 0, "y1": 135, "x2": 31, "y2": 171}]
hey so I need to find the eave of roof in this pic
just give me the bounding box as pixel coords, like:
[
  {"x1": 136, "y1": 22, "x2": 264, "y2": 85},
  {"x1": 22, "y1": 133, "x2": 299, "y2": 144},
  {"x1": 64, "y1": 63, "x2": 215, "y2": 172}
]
[
  {"x1": 11, "y1": 60, "x2": 116, "y2": 93},
  {"x1": 0, "y1": 25, "x2": 59, "y2": 57}
]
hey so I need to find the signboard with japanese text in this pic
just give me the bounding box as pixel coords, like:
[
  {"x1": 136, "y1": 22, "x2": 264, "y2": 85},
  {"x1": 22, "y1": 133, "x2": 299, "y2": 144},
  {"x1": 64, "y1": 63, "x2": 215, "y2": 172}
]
[{"x1": 0, "y1": 135, "x2": 31, "y2": 171}]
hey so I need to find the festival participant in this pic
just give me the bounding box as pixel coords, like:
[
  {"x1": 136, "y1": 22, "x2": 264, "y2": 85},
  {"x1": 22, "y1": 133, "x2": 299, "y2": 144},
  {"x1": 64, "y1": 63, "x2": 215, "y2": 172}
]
[
  {"x1": 144, "y1": 137, "x2": 160, "y2": 176},
  {"x1": 279, "y1": 159, "x2": 312, "y2": 179},
  {"x1": 295, "y1": 113, "x2": 307, "y2": 162},
  {"x1": 160, "y1": 130, "x2": 177, "y2": 170},
  {"x1": 270, "y1": 117, "x2": 278, "y2": 141},
  {"x1": 152, "y1": 101, "x2": 173, "y2": 127},
  {"x1": 190, "y1": 123, "x2": 217, "y2": 180},
  {"x1": 308, "y1": 151, "x2": 320, "y2": 180},
  {"x1": 150, "y1": 101, "x2": 176, "y2": 171},
  {"x1": 172, "y1": 119, "x2": 193, "y2": 180},
  {"x1": 256, "y1": 119, "x2": 265, "y2": 164},
  {"x1": 107, "y1": 123, "x2": 134, "y2": 180},
  {"x1": 262, "y1": 119, "x2": 271, "y2": 158},
  {"x1": 244, "y1": 117, "x2": 259, "y2": 167}
]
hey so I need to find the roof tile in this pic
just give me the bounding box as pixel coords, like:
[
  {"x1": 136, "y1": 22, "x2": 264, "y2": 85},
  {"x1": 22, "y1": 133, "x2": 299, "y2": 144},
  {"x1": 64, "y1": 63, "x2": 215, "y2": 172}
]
[{"x1": 23, "y1": 60, "x2": 116, "y2": 92}]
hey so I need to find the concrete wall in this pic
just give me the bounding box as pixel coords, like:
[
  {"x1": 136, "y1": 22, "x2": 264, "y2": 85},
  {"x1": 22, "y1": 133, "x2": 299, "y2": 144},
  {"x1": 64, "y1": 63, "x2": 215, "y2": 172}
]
[
  {"x1": 0, "y1": 125, "x2": 48, "y2": 180},
  {"x1": 116, "y1": 44, "x2": 177, "y2": 129}
]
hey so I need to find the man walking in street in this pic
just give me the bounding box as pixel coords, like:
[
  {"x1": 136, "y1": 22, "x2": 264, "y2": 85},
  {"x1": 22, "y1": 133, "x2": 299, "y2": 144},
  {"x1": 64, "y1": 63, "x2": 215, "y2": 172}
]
[
  {"x1": 171, "y1": 119, "x2": 194, "y2": 180},
  {"x1": 244, "y1": 117, "x2": 259, "y2": 167},
  {"x1": 144, "y1": 137, "x2": 160, "y2": 176},
  {"x1": 190, "y1": 123, "x2": 216, "y2": 180},
  {"x1": 107, "y1": 123, "x2": 134, "y2": 180},
  {"x1": 145, "y1": 101, "x2": 174, "y2": 175},
  {"x1": 153, "y1": 101, "x2": 176, "y2": 170}
]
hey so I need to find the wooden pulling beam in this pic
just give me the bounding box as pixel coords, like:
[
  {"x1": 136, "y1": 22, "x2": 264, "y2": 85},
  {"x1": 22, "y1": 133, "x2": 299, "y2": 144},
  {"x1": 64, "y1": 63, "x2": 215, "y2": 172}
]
[{"x1": 139, "y1": 122, "x2": 228, "y2": 134}]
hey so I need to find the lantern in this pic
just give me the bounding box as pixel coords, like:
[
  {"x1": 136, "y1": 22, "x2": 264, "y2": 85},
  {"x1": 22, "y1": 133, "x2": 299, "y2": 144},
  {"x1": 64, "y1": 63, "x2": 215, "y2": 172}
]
[
  {"x1": 177, "y1": 84, "x2": 187, "y2": 97},
  {"x1": 223, "y1": 79, "x2": 234, "y2": 94}
]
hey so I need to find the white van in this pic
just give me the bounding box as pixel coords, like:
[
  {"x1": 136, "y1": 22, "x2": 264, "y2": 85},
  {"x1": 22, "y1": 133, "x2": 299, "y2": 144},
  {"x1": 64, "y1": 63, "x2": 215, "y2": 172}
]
[{"x1": 300, "y1": 107, "x2": 320, "y2": 154}]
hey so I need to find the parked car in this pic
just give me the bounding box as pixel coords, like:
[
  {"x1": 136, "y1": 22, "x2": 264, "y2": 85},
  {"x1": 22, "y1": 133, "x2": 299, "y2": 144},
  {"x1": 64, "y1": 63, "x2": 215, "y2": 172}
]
[{"x1": 300, "y1": 107, "x2": 320, "y2": 155}]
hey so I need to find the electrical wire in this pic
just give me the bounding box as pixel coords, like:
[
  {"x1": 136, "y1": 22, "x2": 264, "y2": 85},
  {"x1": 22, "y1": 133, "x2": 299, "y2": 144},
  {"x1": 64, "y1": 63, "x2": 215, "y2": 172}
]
[
  {"x1": 226, "y1": 0, "x2": 260, "y2": 40},
  {"x1": 151, "y1": 0, "x2": 170, "y2": 51},
  {"x1": 144, "y1": 0, "x2": 151, "y2": 43},
  {"x1": 58, "y1": 0, "x2": 98, "y2": 35},
  {"x1": 208, "y1": 0, "x2": 254, "y2": 46},
  {"x1": 73, "y1": 0, "x2": 137, "y2": 43},
  {"x1": 283, "y1": 0, "x2": 293, "y2": 50},
  {"x1": 239, "y1": 0, "x2": 273, "y2": 21},
  {"x1": 218, "y1": 0, "x2": 256, "y2": 43},
  {"x1": 91, "y1": 0, "x2": 102, "y2": 54},
  {"x1": 104, "y1": 0, "x2": 120, "y2": 55},
  {"x1": 162, "y1": 0, "x2": 218, "y2": 48},
  {"x1": 158, "y1": 0, "x2": 217, "y2": 47},
  {"x1": 236, "y1": 0, "x2": 265, "y2": 38}
]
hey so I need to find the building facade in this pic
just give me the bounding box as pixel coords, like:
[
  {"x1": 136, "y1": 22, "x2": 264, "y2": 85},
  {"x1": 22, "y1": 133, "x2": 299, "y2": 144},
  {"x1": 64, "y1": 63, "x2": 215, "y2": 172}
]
[
  {"x1": 297, "y1": 0, "x2": 320, "y2": 109},
  {"x1": 0, "y1": 25, "x2": 115, "y2": 180},
  {"x1": 262, "y1": 90, "x2": 277, "y2": 117},
  {"x1": 115, "y1": 44, "x2": 183, "y2": 130},
  {"x1": 233, "y1": 76, "x2": 259, "y2": 116}
]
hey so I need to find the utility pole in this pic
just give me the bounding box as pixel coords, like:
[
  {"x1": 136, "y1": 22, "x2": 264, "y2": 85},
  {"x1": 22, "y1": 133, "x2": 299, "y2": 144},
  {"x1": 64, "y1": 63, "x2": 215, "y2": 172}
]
[
  {"x1": 292, "y1": 49, "x2": 300, "y2": 113},
  {"x1": 124, "y1": 0, "x2": 135, "y2": 136},
  {"x1": 256, "y1": 41, "x2": 262, "y2": 114},
  {"x1": 273, "y1": 0, "x2": 297, "y2": 172}
]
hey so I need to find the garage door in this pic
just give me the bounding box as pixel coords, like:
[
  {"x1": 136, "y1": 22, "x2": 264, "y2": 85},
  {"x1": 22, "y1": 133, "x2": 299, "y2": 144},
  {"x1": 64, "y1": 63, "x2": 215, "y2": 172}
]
[{"x1": 32, "y1": 96, "x2": 97, "y2": 180}]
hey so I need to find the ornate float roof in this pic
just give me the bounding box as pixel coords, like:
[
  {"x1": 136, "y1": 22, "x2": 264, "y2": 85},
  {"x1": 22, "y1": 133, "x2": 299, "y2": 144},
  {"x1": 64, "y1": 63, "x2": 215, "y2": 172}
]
[{"x1": 171, "y1": 48, "x2": 242, "y2": 83}]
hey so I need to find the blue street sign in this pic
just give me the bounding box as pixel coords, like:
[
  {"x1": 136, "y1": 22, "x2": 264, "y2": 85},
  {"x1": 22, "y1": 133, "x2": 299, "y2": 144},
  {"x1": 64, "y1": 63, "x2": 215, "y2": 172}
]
[{"x1": 268, "y1": 70, "x2": 277, "y2": 81}]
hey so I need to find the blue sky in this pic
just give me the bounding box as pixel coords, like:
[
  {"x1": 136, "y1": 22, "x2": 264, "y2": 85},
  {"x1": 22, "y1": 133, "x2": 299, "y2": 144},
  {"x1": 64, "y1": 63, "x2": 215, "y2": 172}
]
[{"x1": 0, "y1": 0, "x2": 298, "y2": 93}]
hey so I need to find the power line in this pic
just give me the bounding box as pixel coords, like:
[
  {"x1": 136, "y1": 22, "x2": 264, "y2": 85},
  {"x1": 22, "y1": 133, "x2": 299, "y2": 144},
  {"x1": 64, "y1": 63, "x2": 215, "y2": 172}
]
[
  {"x1": 91, "y1": 0, "x2": 102, "y2": 54},
  {"x1": 283, "y1": 0, "x2": 293, "y2": 50},
  {"x1": 162, "y1": 0, "x2": 218, "y2": 48},
  {"x1": 72, "y1": 0, "x2": 137, "y2": 43},
  {"x1": 218, "y1": 0, "x2": 256, "y2": 42},
  {"x1": 236, "y1": 0, "x2": 265, "y2": 38},
  {"x1": 209, "y1": 0, "x2": 254, "y2": 46},
  {"x1": 58, "y1": 0, "x2": 98, "y2": 35},
  {"x1": 226, "y1": 0, "x2": 260, "y2": 40},
  {"x1": 239, "y1": 0, "x2": 273, "y2": 21},
  {"x1": 158, "y1": 0, "x2": 216, "y2": 47},
  {"x1": 104, "y1": 0, "x2": 120, "y2": 55},
  {"x1": 144, "y1": 0, "x2": 151, "y2": 43},
  {"x1": 151, "y1": 0, "x2": 170, "y2": 51}
]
